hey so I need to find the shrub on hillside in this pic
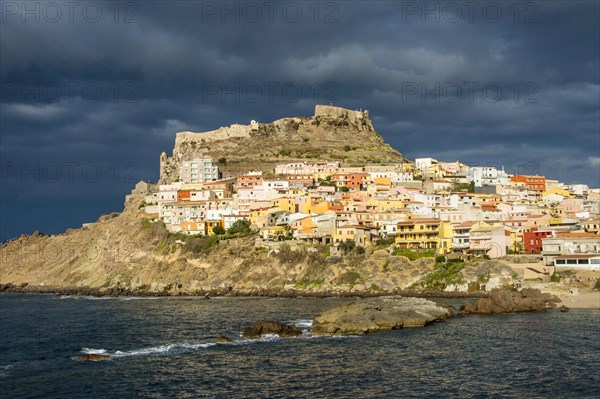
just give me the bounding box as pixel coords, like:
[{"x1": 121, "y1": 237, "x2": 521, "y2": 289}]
[
  {"x1": 227, "y1": 220, "x2": 251, "y2": 236},
  {"x1": 276, "y1": 243, "x2": 307, "y2": 264},
  {"x1": 183, "y1": 235, "x2": 219, "y2": 255},
  {"x1": 212, "y1": 225, "x2": 225, "y2": 235}
]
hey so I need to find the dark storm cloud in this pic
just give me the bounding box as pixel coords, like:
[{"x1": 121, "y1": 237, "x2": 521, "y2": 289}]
[{"x1": 1, "y1": 0, "x2": 599, "y2": 240}]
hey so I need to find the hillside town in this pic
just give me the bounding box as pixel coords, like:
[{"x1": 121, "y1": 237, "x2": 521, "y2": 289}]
[{"x1": 142, "y1": 155, "x2": 600, "y2": 271}]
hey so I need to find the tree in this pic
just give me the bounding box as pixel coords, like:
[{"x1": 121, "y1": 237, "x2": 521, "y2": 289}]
[
  {"x1": 212, "y1": 225, "x2": 225, "y2": 235},
  {"x1": 227, "y1": 219, "x2": 251, "y2": 235},
  {"x1": 339, "y1": 186, "x2": 350, "y2": 192},
  {"x1": 512, "y1": 241, "x2": 524, "y2": 254},
  {"x1": 217, "y1": 157, "x2": 227, "y2": 165},
  {"x1": 454, "y1": 181, "x2": 475, "y2": 193},
  {"x1": 318, "y1": 176, "x2": 336, "y2": 187}
]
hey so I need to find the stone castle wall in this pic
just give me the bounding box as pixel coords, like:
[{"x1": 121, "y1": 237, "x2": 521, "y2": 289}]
[{"x1": 175, "y1": 124, "x2": 252, "y2": 146}]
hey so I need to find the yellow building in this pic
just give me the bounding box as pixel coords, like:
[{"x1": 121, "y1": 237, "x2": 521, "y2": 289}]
[
  {"x1": 373, "y1": 177, "x2": 392, "y2": 187},
  {"x1": 438, "y1": 221, "x2": 454, "y2": 253},
  {"x1": 369, "y1": 198, "x2": 405, "y2": 212},
  {"x1": 543, "y1": 187, "x2": 573, "y2": 198},
  {"x1": 300, "y1": 197, "x2": 332, "y2": 214},
  {"x1": 205, "y1": 219, "x2": 224, "y2": 235},
  {"x1": 395, "y1": 218, "x2": 453, "y2": 254},
  {"x1": 333, "y1": 225, "x2": 375, "y2": 246},
  {"x1": 292, "y1": 216, "x2": 316, "y2": 235},
  {"x1": 272, "y1": 198, "x2": 296, "y2": 213}
]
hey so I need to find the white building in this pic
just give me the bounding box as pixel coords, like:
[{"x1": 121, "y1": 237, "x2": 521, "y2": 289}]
[
  {"x1": 275, "y1": 161, "x2": 339, "y2": 176},
  {"x1": 180, "y1": 158, "x2": 219, "y2": 184},
  {"x1": 157, "y1": 182, "x2": 183, "y2": 202},
  {"x1": 415, "y1": 158, "x2": 437, "y2": 173},
  {"x1": 466, "y1": 166, "x2": 510, "y2": 187},
  {"x1": 367, "y1": 171, "x2": 414, "y2": 184},
  {"x1": 542, "y1": 232, "x2": 600, "y2": 265}
]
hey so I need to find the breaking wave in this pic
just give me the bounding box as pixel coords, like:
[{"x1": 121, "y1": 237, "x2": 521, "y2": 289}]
[{"x1": 77, "y1": 330, "x2": 354, "y2": 360}]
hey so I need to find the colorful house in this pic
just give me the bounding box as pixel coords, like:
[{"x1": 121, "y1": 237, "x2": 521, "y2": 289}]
[
  {"x1": 333, "y1": 224, "x2": 376, "y2": 246},
  {"x1": 511, "y1": 175, "x2": 546, "y2": 192},
  {"x1": 395, "y1": 218, "x2": 453, "y2": 253},
  {"x1": 524, "y1": 228, "x2": 553, "y2": 254},
  {"x1": 333, "y1": 172, "x2": 369, "y2": 190}
]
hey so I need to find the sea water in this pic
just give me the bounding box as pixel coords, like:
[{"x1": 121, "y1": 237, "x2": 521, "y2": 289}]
[{"x1": 1, "y1": 293, "x2": 598, "y2": 398}]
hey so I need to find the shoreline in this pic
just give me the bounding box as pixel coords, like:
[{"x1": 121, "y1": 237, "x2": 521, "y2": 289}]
[
  {"x1": 3, "y1": 283, "x2": 597, "y2": 309},
  {"x1": 0, "y1": 283, "x2": 488, "y2": 300},
  {"x1": 557, "y1": 292, "x2": 600, "y2": 309}
]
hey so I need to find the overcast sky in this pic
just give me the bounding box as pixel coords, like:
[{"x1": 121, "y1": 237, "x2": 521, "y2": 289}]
[{"x1": 1, "y1": 0, "x2": 599, "y2": 240}]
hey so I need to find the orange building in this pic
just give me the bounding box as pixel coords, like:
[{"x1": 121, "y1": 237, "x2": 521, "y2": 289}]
[
  {"x1": 511, "y1": 175, "x2": 546, "y2": 191},
  {"x1": 236, "y1": 174, "x2": 264, "y2": 188},
  {"x1": 333, "y1": 172, "x2": 368, "y2": 190},
  {"x1": 177, "y1": 190, "x2": 191, "y2": 202}
]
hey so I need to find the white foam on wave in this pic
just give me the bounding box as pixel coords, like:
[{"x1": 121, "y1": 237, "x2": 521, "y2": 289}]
[
  {"x1": 77, "y1": 330, "x2": 357, "y2": 360},
  {"x1": 113, "y1": 342, "x2": 217, "y2": 357},
  {"x1": 80, "y1": 343, "x2": 217, "y2": 358},
  {"x1": 289, "y1": 319, "x2": 313, "y2": 329},
  {"x1": 81, "y1": 348, "x2": 108, "y2": 354}
]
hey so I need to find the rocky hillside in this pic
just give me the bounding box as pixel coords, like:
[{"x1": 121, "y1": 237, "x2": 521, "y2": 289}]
[
  {"x1": 159, "y1": 105, "x2": 406, "y2": 183},
  {"x1": 1, "y1": 190, "x2": 518, "y2": 296}
]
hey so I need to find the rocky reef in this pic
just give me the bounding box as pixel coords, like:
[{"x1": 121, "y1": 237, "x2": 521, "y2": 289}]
[
  {"x1": 312, "y1": 288, "x2": 563, "y2": 336},
  {"x1": 312, "y1": 297, "x2": 451, "y2": 335},
  {"x1": 459, "y1": 288, "x2": 560, "y2": 314},
  {"x1": 243, "y1": 320, "x2": 302, "y2": 338}
]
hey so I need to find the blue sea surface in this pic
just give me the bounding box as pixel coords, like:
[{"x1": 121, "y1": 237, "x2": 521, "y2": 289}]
[{"x1": 1, "y1": 293, "x2": 599, "y2": 398}]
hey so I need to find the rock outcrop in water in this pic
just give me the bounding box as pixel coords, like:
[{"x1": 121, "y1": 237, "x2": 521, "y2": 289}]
[
  {"x1": 74, "y1": 354, "x2": 111, "y2": 362},
  {"x1": 312, "y1": 297, "x2": 451, "y2": 335},
  {"x1": 243, "y1": 320, "x2": 302, "y2": 338},
  {"x1": 459, "y1": 288, "x2": 560, "y2": 314}
]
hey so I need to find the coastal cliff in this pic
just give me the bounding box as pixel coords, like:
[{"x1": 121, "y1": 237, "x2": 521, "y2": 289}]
[
  {"x1": 3, "y1": 105, "x2": 594, "y2": 300},
  {"x1": 1, "y1": 190, "x2": 519, "y2": 296}
]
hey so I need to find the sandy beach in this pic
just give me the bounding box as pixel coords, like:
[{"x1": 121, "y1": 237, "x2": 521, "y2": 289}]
[
  {"x1": 521, "y1": 281, "x2": 600, "y2": 309},
  {"x1": 557, "y1": 291, "x2": 600, "y2": 309}
]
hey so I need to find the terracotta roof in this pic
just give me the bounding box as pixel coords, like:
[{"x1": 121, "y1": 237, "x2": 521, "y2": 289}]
[
  {"x1": 456, "y1": 221, "x2": 478, "y2": 228},
  {"x1": 481, "y1": 206, "x2": 501, "y2": 211},
  {"x1": 556, "y1": 232, "x2": 599, "y2": 238},
  {"x1": 397, "y1": 218, "x2": 441, "y2": 225}
]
